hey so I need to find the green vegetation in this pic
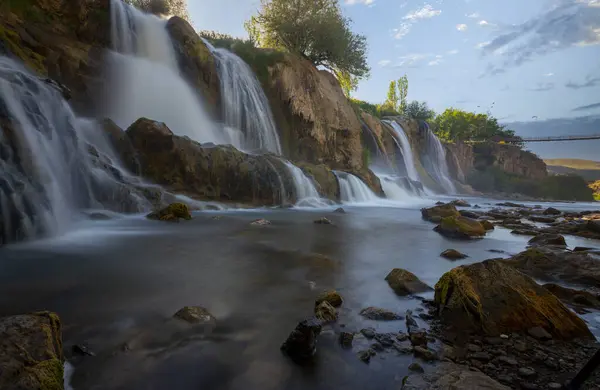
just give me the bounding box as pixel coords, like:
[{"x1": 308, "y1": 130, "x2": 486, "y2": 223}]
[
  {"x1": 383, "y1": 75, "x2": 408, "y2": 113},
  {"x1": 246, "y1": 0, "x2": 369, "y2": 91},
  {"x1": 432, "y1": 108, "x2": 520, "y2": 144},
  {"x1": 405, "y1": 101, "x2": 435, "y2": 122},
  {"x1": 125, "y1": 0, "x2": 190, "y2": 21},
  {"x1": 545, "y1": 159, "x2": 600, "y2": 181},
  {"x1": 349, "y1": 98, "x2": 400, "y2": 118}
]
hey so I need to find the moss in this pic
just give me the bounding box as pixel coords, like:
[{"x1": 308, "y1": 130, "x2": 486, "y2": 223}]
[
  {"x1": 0, "y1": 24, "x2": 47, "y2": 75},
  {"x1": 147, "y1": 202, "x2": 192, "y2": 222},
  {"x1": 439, "y1": 216, "x2": 486, "y2": 238},
  {"x1": 21, "y1": 358, "x2": 64, "y2": 390}
]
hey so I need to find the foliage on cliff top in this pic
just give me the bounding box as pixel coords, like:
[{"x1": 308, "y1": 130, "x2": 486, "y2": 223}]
[
  {"x1": 245, "y1": 0, "x2": 369, "y2": 84},
  {"x1": 432, "y1": 108, "x2": 521, "y2": 145},
  {"x1": 125, "y1": 0, "x2": 190, "y2": 21}
]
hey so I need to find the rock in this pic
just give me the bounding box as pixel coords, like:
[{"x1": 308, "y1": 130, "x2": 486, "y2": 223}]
[
  {"x1": 441, "y1": 249, "x2": 469, "y2": 260},
  {"x1": 484, "y1": 337, "x2": 503, "y2": 345},
  {"x1": 394, "y1": 342, "x2": 414, "y2": 354},
  {"x1": 419, "y1": 312, "x2": 434, "y2": 320},
  {"x1": 333, "y1": 207, "x2": 346, "y2": 214},
  {"x1": 315, "y1": 290, "x2": 343, "y2": 308},
  {"x1": 434, "y1": 260, "x2": 592, "y2": 339},
  {"x1": 251, "y1": 218, "x2": 271, "y2": 226},
  {"x1": 511, "y1": 229, "x2": 540, "y2": 236},
  {"x1": 358, "y1": 348, "x2": 376, "y2": 363},
  {"x1": 87, "y1": 212, "x2": 113, "y2": 221},
  {"x1": 573, "y1": 246, "x2": 594, "y2": 252},
  {"x1": 0, "y1": 312, "x2": 63, "y2": 390},
  {"x1": 281, "y1": 318, "x2": 322, "y2": 362},
  {"x1": 402, "y1": 363, "x2": 510, "y2": 390},
  {"x1": 527, "y1": 326, "x2": 552, "y2": 341},
  {"x1": 360, "y1": 327, "x2": 376, "y2": 339},
  {"x1": 460, "y1": 210, "x2": 480, "y2": 219},
  {"x1": 529, "y1": 215, "x2": 556, "y2": 223},
  {"x1": 359, "y1": 307, "x2": 403, "y2": 321},
  {"x1": 72, "y1": 344, "x2": 95, "y2": 357},
  {"x1": 528, "y1": 234, "x2": 566, "y2": 247},
  {"x1": 421, "y1": 204, "x2": 460, "y2": 223},
  {"x1": 396, "y1": 332, "x2": 409, "y2": 342},
  {"x1": 587, "y1": 220, "x2": 600, "y2": 234},
  {"x1": 374, "y1": 333, "x2": 395, "y2": 347},
  {"x1": 414, "y1": 346, "x2": 438, "y2": 361},
  {"x1": 496, "y1": 356, "x2": 518, "y2": 366},
  {"x1": 405, "y1": 310, "x2": 419, "y2": 333},
  {"x1": 173, "y1": 306, "x2": 216, "y2": 325},
  {"x1": 434, "y1": 216, "x2": 487, "y2": 240},
  {"x1": 518, "y1": 367, "x2": 536, "y2": 378},
  {"x1": 315, "y1": 301, "x2": 337, "y2": 323},
  {"x1": 385, "y1": 268, "x2": 432, "y2": 295},
  {"x1": 467, "y1": 343, "x2": 482, "y2": 353},
  {"x1": 547, "y1": 383, "x2": 562, "y2": 389},
  {"x1": 543, "y1": 207, "x2": 562, "y2": 216},
  {"x1": 314, "y1": 217, "x2": 333, "y2": 225},
  {"x1": 409, "y1": 362, "x2": 425, "y2": 373},
  {"x1": 436, "y1": 201, "x2": 445, "y2": 205},
  {"x1": 146, "y1": 202, "x2": 192, "y2": 222},
  {"x1": 339, "y1": 332, "x2": 354, "y2": 348},
  {"x1": 451, "y1": 199, "x2": 472, "y2": 207},
  {"x1": 410, "y1": 330, "x2": 428, "y2": 347},
  {"x1": 497, "y1": 202, "x2": 527, "y2": 208},
  {"x1": 371, "y1": 342, "x2": 385, "y2": 352},
  {"x1": 470, "y1": 352, "x2": 492, "y2": 362},
  {"x1": 520, "y1": 382, "x2": 538, "y2": 389},
  {"x1": 481, "y1": 220, "x2": 495, "y2": 230},
  {"x1": 474, "y1": 205, "x2": 482, "y2": 209}
]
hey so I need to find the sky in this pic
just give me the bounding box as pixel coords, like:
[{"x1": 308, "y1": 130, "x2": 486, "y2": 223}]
[{"x1": 188, "y1": 0, "x2": 600, "y2": 122}]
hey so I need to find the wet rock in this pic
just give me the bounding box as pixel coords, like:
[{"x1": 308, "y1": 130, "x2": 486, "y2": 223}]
[
  {"x1": 441, "y1": 249, "x2": 468, "y2": 260},
  {"x1": 339, "y1": 332, "x2": 354, "y2": 348},
  {"x1": 497, "y1": 202, "x2": 526, "y2": 208},
  {"x1": 434, "y1": 260, "x2": 592, "y2": 339},
  {"x1": 572, "y1": 246, "x2": 594, "y2": 252},
  {"x1": 402, "y1": 363, "x2": 510, "y2": 390},
  {"x1": 451, "y1": 199, "x2": 472, "y2": 207},
  {"x1": 520, "y1": 382, "x2": 538, "y2": 389},
  {"x1": 173, "y1": 306, "x2": 216, "y2": 325},
  {"x1": 527, "y1": 326, "x2": 552, "y2": 341},
  {"x1": 358, "y1": 348, "x2": 376, "y2": 363},
  {"x1": 518, "y1": 367, "x2": 536, "y2": 379},
  {"x1": 394, "y1": 342, "x2": 414, "y2": 354},
  {"x1": 333, "y1": 207, "x2": 346, "y2": 214},
  {"x1": 436, "y1": 201, "x2": 445, "y2": 205},
  {"x1": 314, "y1": 217, "x2": 333, "y2": 225},
  {"x1": 511, "y1": 229, "x2": 540, "y2": 236},
  {"x1": 460, "y1": 210, "x2": 480, "y2": 219},
  {"x1": 410, "y1": 329, "x2": 428, "y2": 347},
  {"x1": 409, "y1": 362, "x2": 425, "y2": 373},
  {"x1": 470, "y1": 352, "x2": 492, "y2": 362},
  {"x1": 474, "y1": 205, "x2": 482, "y2": 209},
  {"x1": 421, "y1": 204, "x2": 459, "y2": 223},
  {"x1": 527, "y1": 234, "x2": 566, "y2": 248},
  {"x1": 543, "y1": 283, "x2": 600, "y2": 310},
  {"x1": 146, "y1": 202, "x2": 192, "y2": 222},
  {"x1": 418, "y1": 312, "x2": 434, "y2": 320},
  {"x1": 251, "y1": 218, "x2": 271, "y2": 226},
  {"x1": 315, "y1": 301, "x2": 337, "y2": 323},
  {"x1": 543, "y1": 207, "x2": 562, "y2": 216},
  {"x1": 0, "y1": 312, "x2": 63, "y2": 390},
  {"x1": 371, "y1": 342, "x2": 385, "y2": 352},
  {"x1": 72, "y1": 344, "x2": 95, "y2": 357},
  {"x1": 434, "y1": 216, "x2": 487, "y2": 240},
  {"x1": 385, "y1": 268, "x2": 432, "y2": 295},
  {"x1": 315, "y1": 290, "x2": 343, "y2": 308},
  {"x1": 414, "y1": 346, "x2": 438, "y2": 361},
  {"x1": 281, "y1": 318, "x2": 322, "y2": 362},
  {"x1": 359, "y1": 307, "x2": 403, "y2": 321},
  {"x1": 496, "y1": 356, "x2": 518, "y2": 366},
  {"x1": 481, "y1": 220, "x2": 495, "y2": 230},
  {"x1": 529, "y1": 215, "x2": 556, "y2": 223},
  {"x1": 87, "y1": 212, "x2": 113, "y2": 220},
  {"x1": 396, "y1": 332, "x2": 409, "y2": 342},
  {"x1": 405, "y1": 310, "x2": 419, "y2": 333},
  {"x1": 360, "y1": 327, "x2": 376, "y2": 339},
  {"x1": 547, "y1": 382, "x2": 562, "y2": 389},
  {"x1": 467, "y1": 343, "x2": 482, "y2": 353},
  {"x1": 374, "y1": 333, "x2": 395, "y2": 347}
]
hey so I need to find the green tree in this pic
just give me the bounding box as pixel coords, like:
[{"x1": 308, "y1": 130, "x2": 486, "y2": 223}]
[
  {"x1": 404, "y1": 101, "x2": 435, "y2": 121},
  {"x1": 433, "y1": 108, "x2": 520, "y2": 144},
  {"x1": 397, "y1": 75, "x2": 408, "y2": 114},
  {"x1": 246, "y1": 0, "x2": 370, "y2": 82},
  {"x1": 386, "y1": 80, "x2": 398, "y2": 111},
  {"x1": 125, "y1": 0, "x2": 190, "y2": 21},
  {"x1": 336, "y1": 70, "x2": 359, "y2": 97}
]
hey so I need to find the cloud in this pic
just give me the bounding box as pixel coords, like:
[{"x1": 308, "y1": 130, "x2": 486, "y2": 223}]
[
  {"x1": 378, "y1": 59, "x2": 391, "y2": 67},
  {"x1": 345, "y1": 0, "x2": 375, "y2": 5},
  {"x1": 478, "y1": 20, "x2": 497, "y2": 27},
  {"x1": 394, "y1": 53, "x2": 429, "y2": 68},
  {"x1": 428, "y1": 56, "x2": 443, "y2": 66},
  {"x1": 466, "y1": 12, "x2": 480, "y2": 18},
  {"x1": 572, "y1": 102, "x2": 600, "y2": 111},
  {"x1": 393, "y1": 4, "x2": 442, "y2": 40},
  {"x1": 544, "y1": 72, "x2": 555, "y2": 77},
  {"x1": 529, "y1": 82, "x2": 555, "y2": 92},
  {"x1": 565, "y1": 75, "x2": 600, "y2": 89},
  {"x1": 457, "y1": 24, "x2": 468, "y2": 31},
  {"x1": 447, "y1": 49, "x2": 459, "y2": 55},
  {"x1": 482, "y1": 1, "x2": 600, "y2": 73},
  {"x1": 476, "y1": 41, "x2": 491, "y2": 49},
  {"x1": 392, "y1": 24, "x2": 412, "y2": 39}
]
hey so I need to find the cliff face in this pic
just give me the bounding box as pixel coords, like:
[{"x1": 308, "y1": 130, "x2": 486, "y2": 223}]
[
  {"x1": 472, "y1": 143, "x2": 548, "y2": 180},
  {"x1": 445, "y1": 142, "x2": 473, "y2": 183}
]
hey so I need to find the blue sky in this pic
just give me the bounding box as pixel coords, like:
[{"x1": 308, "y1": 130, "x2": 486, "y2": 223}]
[{"x1": 189, "y1": 0, "x2": 600, "y2": 122}]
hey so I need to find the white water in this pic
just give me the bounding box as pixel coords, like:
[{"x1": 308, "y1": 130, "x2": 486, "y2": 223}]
[
  {"x1": 108, "y1": 0, "x2": 226, "y2": 145},
  {"x1": 376, "y1": 173, "x2": 423, "y2": 201},
  {"x1": 334, "y1": 171, "x2": 380, "y2": 204},
  {"x1": 283, "y1": 161, "x2": 331, "y2": 207},
  {"x1": 422, "y1": 122, "x2": 456, "y2": 194},
  {"x1": 0, "y1": 56, "x2": 148, "y2": 244},
  {"x1": 209, "y1": 46, "x2": 282, "y2": 154},
  {"x1": 383, "y1": 120, "x2": 421, "y2": 182}
]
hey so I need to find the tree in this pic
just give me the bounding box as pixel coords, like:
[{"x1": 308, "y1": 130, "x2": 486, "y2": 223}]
[
  {"x1": 433, "y1": 108, "x2": 520, "y2": 145},
  {"x1": 125, "y1": 0, "x2": 190, "y2": 21},
  {"x1": 336, "y1": 70, "x2": 359, "y2": 97},
  {"x1": 246, "y1": 0, "x2": 370, "y2": 82},
  {"x1": 385, "y1": 80, "x2": 398, "y2": 111},
  {"x1": 397, "y1": 75, "x2": 408, "y2": 114},
  {"x1": 404, "y1": 101, "x2": 435, "y2": 121}
]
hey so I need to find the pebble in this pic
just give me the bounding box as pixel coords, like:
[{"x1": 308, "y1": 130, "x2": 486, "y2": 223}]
[
  {"x1": 527, "y1": 326, "x2": 552, "y2": 341},
  {"x1": 500, "y1": 334, "x2": 509, "y2": 339},
  {"x1": 544, "y1": 359, "x2": 559, "y2": 370},
  {"x1": 408, "y1": 362, "x2": 424, "y2": 373},
  {"x1": 518, "y1": 367, "x2": 536, "y2": 378},
  {"x1": 497, "y1": 375, "x2": 513, "y2": 384},
  {"x1": 514, "y1": 341, "x2": 529, "y2": 352},
  {"x1": 314, "y1": 217, "x2": 333, "y2": 225}
]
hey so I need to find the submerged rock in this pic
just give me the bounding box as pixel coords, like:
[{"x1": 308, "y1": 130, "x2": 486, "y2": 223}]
[
  {"x1": 339, "y1": 332, "x2": 354, "y2": 348},
  {"x1": 434, "y1": 216, "x2": 486, "y2": 240},
  {"x1": 333, "y1": 207, "x2": 346, "y2": 214},
  {"x1": 359, "y1": 307, "x2": 403, "y2": 321},
  {"x1": 440, "y1": 249, "x2": 468, "y2": 260},
  {"x1": 147, "y1": 203, "x2": 192, "y2": 222},
  {"x1": 434, "y1": 260, "x2": 592, "y2": 339},
  {"x1": 385, "y1": 268, "x2": 432, "y2": 295},
  {"x1": 421, "y1": 204, "x2": 459, "y2": 223},
  {"x1": 281, "y1": 318, "x2": 322, "y2": 362},
  {"x1": 358, "y1": 348, "x2": 376, "y2": 363},
  {"x1": 315, "y1": 290, "x2": 343, "y2": 308},
  {"x1": 481, "y1": 220, "x2": 495, "y2": 231},
  {"x1": 315, "y1": 301, "x2": 337, "y2": 323},
  {"x1": 543, "y1": 283, "x2": 600, "y2": 309},
  {"x1": 543, "y1": 207, "x2": 562, "y2": 216},
  {"x1": 251, "y1": 218, "x2": 271, "y2": 226},
  {"x1": 527, "y1": 234, "x2": 566, "y2": 248},
  {"x1": 529, "y1": 215, "x2": 556, "y2": 223},
  {"x1": 314, "y1": 217, "x2": 333, "y2": 225},
  {"x1": 173, "y1": 306, "x2": 216, "y2": 325},
  {"x1": 0, "y1": 312, "x2": 64, "y2": 390}
]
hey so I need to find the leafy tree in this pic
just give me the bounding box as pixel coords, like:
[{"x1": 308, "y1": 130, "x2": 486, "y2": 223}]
[
  {"x1": 397, "y1": 75, "x2": 408, "y2": 114},
  {"x1": 386, "y1": 80, "x2": 398, "y2": 111},
  {"x1": 336, "y1": 70, "x2": 359, "y2": 97},
  {"x1": 125, "y1": 0, "x2": 190, "y2": 21},
  {"x1": 404, "y1": 101, "x2": 435, "y2": 121},
  {"x1": 246, "y1": 0, "x2": 370, "y2": 82},
  {"x1": 433, "y1": 108, "x2": 520, "y2": 144}
]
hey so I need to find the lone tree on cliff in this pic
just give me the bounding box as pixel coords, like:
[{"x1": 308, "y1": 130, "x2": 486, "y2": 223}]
[
  {"x1": 246, "y1": 0, "x2": 370, "y2": 93},
  {"x1": 125, "y1": 0, "x2": 190, "y2": 21}
]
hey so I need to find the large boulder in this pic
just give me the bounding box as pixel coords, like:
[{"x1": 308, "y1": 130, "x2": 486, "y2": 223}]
[
  {"x1": 0, "y1": 312, "x2": 64, "y2": 390},
  {"x1": 421, "y1": 204, "x2": 459, "y2": 223},
  {"x1": 434, "y1": 216, "x2": 486, "y2": 240},
  {"x1": 434, "y1": 260, "x2": 592, "y2": 339},
  {"x1": 166, "y1": 17, "x2": 220, "y2": 116},
  {"x1": 402, "y1": 362, "x2": 510, "y2": 390},
  {"x1": 147, "y1": 203, "x2": 192, "y2": 222},
  {"x1": 385, "y1": 268, "x2": 432, "y2": 295},
  {"x1": 528, "y1": 233, "x2": 566, "y2": 247}
]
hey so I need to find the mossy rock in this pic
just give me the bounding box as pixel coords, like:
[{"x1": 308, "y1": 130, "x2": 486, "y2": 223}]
[
  {"x1": 441, "y1": 249, "x2": 468, "y2": 260},
  {"x1": 434, "y1": 260, "x2": 592, "y2": 339},
  {"x1": 385, "y1": 268, "x2": 432, "y2": 295},
  {"x1": 315, "y1": 290, "x2": 343, "y2": 308},
  {"x1": 147, "y1": 203, "x2": 192, "y2": 222},
  {"x1": 173, "y1": 306, "x2": 216, "y2": 325},
  {"x1": 421, "y1": 204, "x2": 459, "y2": 223},
  {"x1": 315, "y1": 301, "x2": 337, "y2": 323},
  {"x1": 434, "y1": 216, "x2": 486, "y2": 240},
  {"x1": 481, "y1": 220, "x2": 495, "y2": 231}
]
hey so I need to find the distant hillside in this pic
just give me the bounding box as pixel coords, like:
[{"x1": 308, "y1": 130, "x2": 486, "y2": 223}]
[{"x1": 545, "y1": 159, "x2": 600, "y2": 181}]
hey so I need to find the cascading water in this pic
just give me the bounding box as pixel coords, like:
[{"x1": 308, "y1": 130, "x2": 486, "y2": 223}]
[
  {"x1": 421, "y1": 122, "x2": 456, "y2": 194},
  {"x1": 334, "y1": 171, "x2": 379, "y2": 204},
  {"x1": 0, "y1": 57, "x2": 148, "y2": 244},
  {"x1": 208, "y1": 46, "x2": 282, "y2": 154},
  {"x1": 282, "y1": 161, "x2": 331, "y2": 207},
  {"x1": 107, "y1": 0, "x2": 226, "y2": 144},
  {"x1": 383, "y1": 120, "x2": 420, "y2": 182}
]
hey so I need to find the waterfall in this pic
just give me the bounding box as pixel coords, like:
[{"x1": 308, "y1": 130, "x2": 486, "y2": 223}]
[
  {"x1": 383, "y1": 120, "x2": 420, "y2": 182},
  {"x1": 282, "y1": 161, "x2": 330, "y2": 207},
  {"x1": 421, "y1": 122, "x2": 456, "y2": 194},
  {"x1": 210, "y1": 47, "x2": 282, "y2": 155},
  {"x1": 107, "y1": 0, "x2": 227, "y2": 145},
  {"x1": 334, "y1": 171, "x2": 379, "y2": 204},
  {"x1": 0, "y1": 57, "x2": 148, "y2": 244}
]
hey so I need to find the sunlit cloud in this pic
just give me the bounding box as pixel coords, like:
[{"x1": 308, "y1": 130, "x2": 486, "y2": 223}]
[{"x1": 457, "y1": 24, "x2": 468, "y2": 31}]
